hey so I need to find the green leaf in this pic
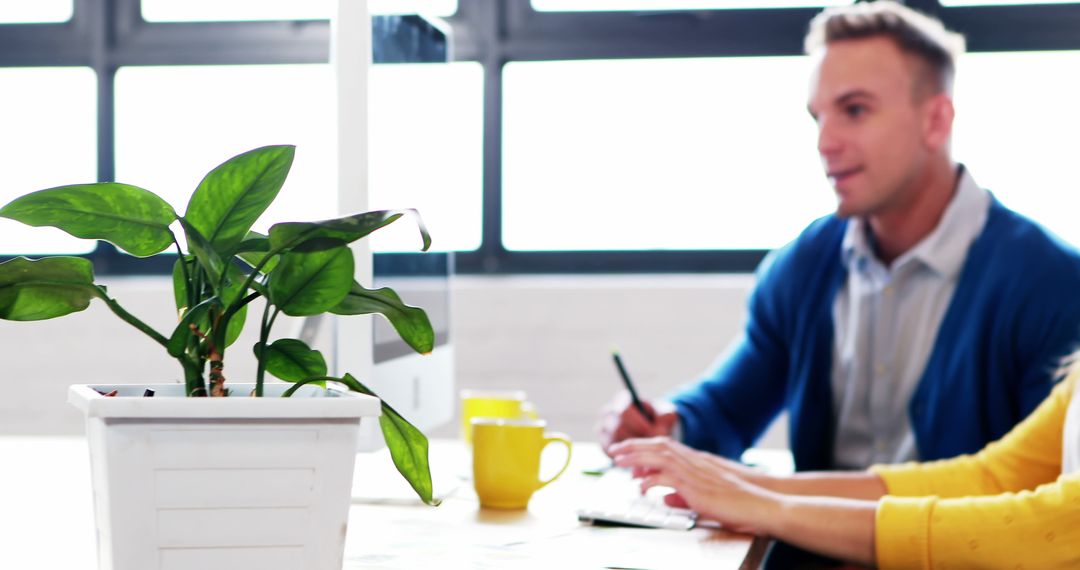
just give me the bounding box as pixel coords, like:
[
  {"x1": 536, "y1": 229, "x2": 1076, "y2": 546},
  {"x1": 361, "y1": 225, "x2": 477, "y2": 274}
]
[
  {"x1": 278, "y1": 373, "x2": 436, "y2": 505},
  {"x1": 178, "y1": 218, "x2": 226, "y2": 295},
  {"x1": 222, "y1": 304, "x2": 247, "y2": 348},
  {"x1": 236, "y1": 231, "x2": 280, "y2": 274},
  {"x1": 0, "y1": 183, "x2": 177, "y2": 257},
  {"x1": 337, "y1": 374, "x2": 436, "y2": 506},
  {"x1": 332, "y1": 283, "x2": 434, "y2": 354},
  {"x1": 172, "y1": 256, "x2": 248, "y2": 350},
  {"x1": 171, "y1": 256, "x2": 191, "y2": 312},
  {"x1": 184, "y1": 145, "x2": 295, "y2": 255},
  {"x1": 268, "y1": 209, "x2": 432, "y2": 253},
  {"x1": 220, "y1": 268, "x2": 251, "y2": 348},
  {"x1": 236, "y1": 231, "x2": 270, "y2": 255},
  {"x1": 166, "y1": 297, "x2": 214, "y2": 357},
  {"x1": 255, "y1": 338, "x2": 327, "y2": 383},
  {"x1": 268, "y1": 246, "x2": 354, "y2": 316},
  {"x1": 0, "y1": 257, "x2": 99, "y2": 320}
]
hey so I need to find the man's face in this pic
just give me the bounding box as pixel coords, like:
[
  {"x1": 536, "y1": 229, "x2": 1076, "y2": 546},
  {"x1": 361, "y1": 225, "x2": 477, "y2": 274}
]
[{"x1": 807, "y1": 36, "x2": 936, "y2": 218}]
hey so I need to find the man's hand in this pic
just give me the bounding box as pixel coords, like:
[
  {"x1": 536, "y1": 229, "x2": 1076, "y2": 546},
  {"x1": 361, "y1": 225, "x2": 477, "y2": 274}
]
[{"x1": 598, "y1": 391, "x2": 679, "y2": 456}]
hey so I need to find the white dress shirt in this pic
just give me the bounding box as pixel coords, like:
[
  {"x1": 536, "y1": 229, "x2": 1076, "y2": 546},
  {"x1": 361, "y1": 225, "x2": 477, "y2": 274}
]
[{"x1": 831, "y1": 167, "x2": 991, "y2": 469}]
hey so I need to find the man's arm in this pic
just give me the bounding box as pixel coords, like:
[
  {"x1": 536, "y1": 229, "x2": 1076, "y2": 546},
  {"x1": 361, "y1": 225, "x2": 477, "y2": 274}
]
[
  {"x1": 600, "y1": 226, "x2": 835, "y2": 458},
  {"x1": 671, "y1": 256, "x2": 794, "y2": 458}
]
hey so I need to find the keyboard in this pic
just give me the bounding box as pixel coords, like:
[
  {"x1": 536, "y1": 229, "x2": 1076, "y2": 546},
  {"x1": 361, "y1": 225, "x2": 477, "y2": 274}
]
[{"x1": 576, "y1": 468, "x2": 697, "y2": 531}]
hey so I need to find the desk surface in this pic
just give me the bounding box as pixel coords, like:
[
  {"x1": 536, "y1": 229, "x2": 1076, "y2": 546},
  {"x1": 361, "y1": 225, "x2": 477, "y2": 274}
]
[{"x1": 0, "y1": 436, "x2": 764, "y2": 570}]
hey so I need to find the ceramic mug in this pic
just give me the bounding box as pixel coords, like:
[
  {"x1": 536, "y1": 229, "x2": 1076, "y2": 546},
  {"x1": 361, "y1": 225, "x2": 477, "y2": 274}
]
[
  {"x1": 471, "y1": 418, "x2": 572, "y2": 510},
  {"x1": 459, "y1": 389, "x2": 537, "y2": 444}
]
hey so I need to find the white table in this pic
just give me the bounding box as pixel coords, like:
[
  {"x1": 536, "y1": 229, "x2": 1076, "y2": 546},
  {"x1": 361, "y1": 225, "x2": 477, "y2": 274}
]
[{"x1": 0, "y1": 436, "x2": 765, "y2": 569}]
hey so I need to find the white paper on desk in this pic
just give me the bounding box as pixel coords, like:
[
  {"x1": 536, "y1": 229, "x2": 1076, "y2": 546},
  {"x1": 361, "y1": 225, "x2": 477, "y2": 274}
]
[
  {"x1": 344, "y1": 506, "x2": 579, "y2": 569},
  {"x1": 507, "y1": 525, "x2": 752, "y2": 570}
]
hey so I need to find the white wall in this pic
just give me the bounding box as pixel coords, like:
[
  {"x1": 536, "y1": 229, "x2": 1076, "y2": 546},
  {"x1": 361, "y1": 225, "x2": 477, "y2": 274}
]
[{"x1": 0, "y1": 274, "x2": 788, "y2": 449}]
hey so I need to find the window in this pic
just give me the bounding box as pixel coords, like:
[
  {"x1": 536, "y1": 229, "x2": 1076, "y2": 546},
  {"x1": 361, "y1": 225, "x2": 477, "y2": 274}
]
[
  {"x1": 0, "y1": 0, "x2": 72, "y2": 23},
  {"x1": 503, "y1": 57, "x2": 832, "y2": 251},
  {"x1": 368, "y1": 62, "x2": 484, "y2": 252},
  {"x1": 115, "y1": 65, "x2": 339, "y2": 234},
  {"x1": 141, "y1": 0, "x2": 457, "y2": 22},
  {"x1": 115, "y1": 62, "x2": 482, "y2": 253},
  {"x1": 953, "y1": 51, "x2": 1080, "y2": 245},
  {"x1": 0, "y1": 67, "x2": 96, "y2": 255},
  {"x1": 4, "y1": 1, "x2": 1080, "y2": 272}
]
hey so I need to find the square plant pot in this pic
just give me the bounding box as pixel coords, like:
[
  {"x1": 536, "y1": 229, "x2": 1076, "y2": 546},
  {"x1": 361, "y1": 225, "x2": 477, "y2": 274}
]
[{"x1": 69, "y1": 383, "x2": 380, "y2": 570}]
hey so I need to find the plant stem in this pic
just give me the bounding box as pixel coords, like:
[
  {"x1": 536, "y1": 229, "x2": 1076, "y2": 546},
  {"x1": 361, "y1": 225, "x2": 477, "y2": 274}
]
[
  {"x1": 281, "y1": 374, "x2": 370, "y2": 397},
  {"x1": 254, "y1": 301, "x2": 280, "y2": 397},
  {"x1": 235, "y1": 246, "x2": 284, "y2": 307},
  {"x1": 173, "y1": 242, "x2": 206, "y2": 394},
  {"x1": 280, "y1": 375, "x2": 338, "y2": 397},
  {"x1": 172, "y1": 237, "x2": 195, "y2": 310},
  {"x1": 93, "y1": 284, "x2": 208, "y2": 395},
  {"x1": 180, "y1": 357, "x2": 204, "y2": 396},
  {"x1": 93, "y1": 286, "x2": 168, "y2": 347}
]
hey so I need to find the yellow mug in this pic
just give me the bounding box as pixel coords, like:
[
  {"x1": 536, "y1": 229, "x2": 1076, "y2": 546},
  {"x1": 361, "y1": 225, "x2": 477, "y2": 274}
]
[
  {"x1": 459, "y1": 389, "x2": 537, "y2": 444},
  {"x1": 471, "y1": 418, "x2": 572, "y2": 510}
]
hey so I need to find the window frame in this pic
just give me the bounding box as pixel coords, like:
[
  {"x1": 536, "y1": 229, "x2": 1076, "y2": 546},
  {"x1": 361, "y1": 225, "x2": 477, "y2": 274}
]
[{"x1": 2, "y1": 0, "x2": 1080, "y2": 274}]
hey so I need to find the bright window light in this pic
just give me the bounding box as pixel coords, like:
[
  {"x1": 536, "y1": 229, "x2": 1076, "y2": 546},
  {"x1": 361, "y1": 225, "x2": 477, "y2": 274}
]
[
  {"x1": 0, "y1": 0, "x2": 72, "y2": 23},
  {"x1": 114, "y1": 63, "x2": 481, "y2": 253},
  {"x1": 141, "y1": 0, "x2": 456, "y2": 22},
  {"x1": 532, "y1": 0, "x2": 850, "y2": 11},
  {"x1": 952, "y1": 51, "x2": 1080, "y2": 248},
  {"x1": 368, "y1": 62, "x2": 484, "y2": 252},
  {"x1": 502, "y1": 57, "x2": 834, "y2": 251},
  {"x1": 0, "y1": 67, "x2": 96, "y2": 255}
]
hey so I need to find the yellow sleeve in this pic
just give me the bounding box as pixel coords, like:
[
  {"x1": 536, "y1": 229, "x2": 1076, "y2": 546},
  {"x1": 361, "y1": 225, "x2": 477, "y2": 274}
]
[
  {"x1": 870, "y1": 375, "x2": 1073, "y2": 498},
  {"x1": 875, "y1": 472, "x2": 1080, "y2": 569}
]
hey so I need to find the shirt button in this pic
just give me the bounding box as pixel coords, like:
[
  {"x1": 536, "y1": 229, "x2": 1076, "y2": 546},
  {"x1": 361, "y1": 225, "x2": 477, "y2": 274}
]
[{"x1": 875, "y1": 363, "x2": 887, "y2": 375}]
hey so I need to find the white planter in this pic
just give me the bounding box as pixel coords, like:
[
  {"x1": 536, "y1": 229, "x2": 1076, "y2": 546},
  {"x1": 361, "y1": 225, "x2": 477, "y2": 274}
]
[{"x1": 69, "y1": 383, "x2": 380, "y2": 570}]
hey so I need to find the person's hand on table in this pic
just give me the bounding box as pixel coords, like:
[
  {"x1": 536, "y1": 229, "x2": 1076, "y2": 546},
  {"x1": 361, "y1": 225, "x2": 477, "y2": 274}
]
[
  {"x1": 608, "y1": 437, "x2": 780, "y2": 535},
  {"x1": 598, "y1": 392, "x2": 678, "y2": 456}
]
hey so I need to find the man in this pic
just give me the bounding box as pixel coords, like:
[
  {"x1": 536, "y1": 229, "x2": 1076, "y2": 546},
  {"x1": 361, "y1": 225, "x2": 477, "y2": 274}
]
[{"x1": 600, "y1": 1, "x2": 1080, "y2": 473}]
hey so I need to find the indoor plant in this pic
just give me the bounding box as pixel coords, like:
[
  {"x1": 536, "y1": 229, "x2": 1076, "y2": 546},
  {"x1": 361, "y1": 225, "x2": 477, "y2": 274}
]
[{"x1": 0, "y1": 145, "x2": 438, "y2": 569}]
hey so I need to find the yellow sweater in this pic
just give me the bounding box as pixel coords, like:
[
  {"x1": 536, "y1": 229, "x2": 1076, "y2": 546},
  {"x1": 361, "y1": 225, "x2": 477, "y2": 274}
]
[{"x1": 869, "y1": 375, "x2": 1080, "y2": 569}]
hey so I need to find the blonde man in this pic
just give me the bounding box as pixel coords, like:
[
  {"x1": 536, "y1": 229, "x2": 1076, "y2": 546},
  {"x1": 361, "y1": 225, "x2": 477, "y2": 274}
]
[{"x1": 604, "y1": 1, "x2": 1080, "y2": 474}]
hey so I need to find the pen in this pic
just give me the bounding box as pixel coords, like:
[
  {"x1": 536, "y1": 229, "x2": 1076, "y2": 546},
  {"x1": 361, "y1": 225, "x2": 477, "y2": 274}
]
[{"x1": 612, "y1": 351, "x2": 655, "y2": 423}]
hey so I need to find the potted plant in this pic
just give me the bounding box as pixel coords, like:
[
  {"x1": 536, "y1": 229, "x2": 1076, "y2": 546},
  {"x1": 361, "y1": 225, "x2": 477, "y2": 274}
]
[{"x1": 0, "y1": 145, "x2": 438, "y2": 570}]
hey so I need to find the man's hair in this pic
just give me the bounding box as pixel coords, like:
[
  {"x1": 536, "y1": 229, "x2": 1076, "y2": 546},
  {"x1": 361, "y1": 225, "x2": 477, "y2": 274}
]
[{"x1": 804, "y1": 1, "x2": 966, "y2": 98}]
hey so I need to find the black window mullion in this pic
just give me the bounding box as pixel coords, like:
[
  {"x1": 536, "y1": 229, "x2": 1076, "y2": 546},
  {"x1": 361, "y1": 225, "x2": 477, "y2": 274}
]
[
  {"x1": 505, "y1": 5, "x2": 816, "y2": 58},
  {"x1": 87, "y1": 0, "x2": 113, "y2": 183},
  {"x1": 0, "y1": 0, "x2": 94, "y2": 66},
  {"x1": 452, "y1": 0, "x2": 508, "y2": 273},
  {"x1": 943, "y1": 5, "x2": 1080, "y2": 52}
]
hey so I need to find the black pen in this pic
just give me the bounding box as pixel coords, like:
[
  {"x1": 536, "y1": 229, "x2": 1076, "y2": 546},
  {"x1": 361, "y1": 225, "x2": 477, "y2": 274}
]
[{"x1": 612, "y1": 351, "x2": 655, "y2": 423}]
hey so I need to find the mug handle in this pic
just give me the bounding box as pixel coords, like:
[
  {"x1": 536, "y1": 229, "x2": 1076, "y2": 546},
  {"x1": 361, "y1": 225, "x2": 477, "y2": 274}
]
[{"x1": 536, "y1": 432, "x2": 573, "y2": 490}]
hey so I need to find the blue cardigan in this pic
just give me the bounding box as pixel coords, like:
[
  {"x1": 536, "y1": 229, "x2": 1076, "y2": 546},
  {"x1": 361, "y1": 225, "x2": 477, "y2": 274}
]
[{"x1": 673, "y1": 199, "x2": 1080, "y2": 471}]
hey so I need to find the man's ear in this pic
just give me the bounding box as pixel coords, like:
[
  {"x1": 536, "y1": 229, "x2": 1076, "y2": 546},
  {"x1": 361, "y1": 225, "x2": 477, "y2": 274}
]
[{"x1": 922, "y1": 93, "x2": 955, "y2": 151}]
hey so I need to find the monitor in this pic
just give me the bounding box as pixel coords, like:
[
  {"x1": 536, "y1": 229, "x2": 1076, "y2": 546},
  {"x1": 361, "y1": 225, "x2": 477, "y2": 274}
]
[
  {"x1": 332, "y1": 3, "x2": 455, "y2": 451},
  {"x1": 358, "y1": 253, "x2": 454, "y2": 450}
]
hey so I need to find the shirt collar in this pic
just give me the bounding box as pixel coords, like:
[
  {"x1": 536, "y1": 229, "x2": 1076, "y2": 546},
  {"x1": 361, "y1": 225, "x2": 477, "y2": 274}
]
[{"x1": 841, "y1": 165, "x2": 990, "y2": 279}]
